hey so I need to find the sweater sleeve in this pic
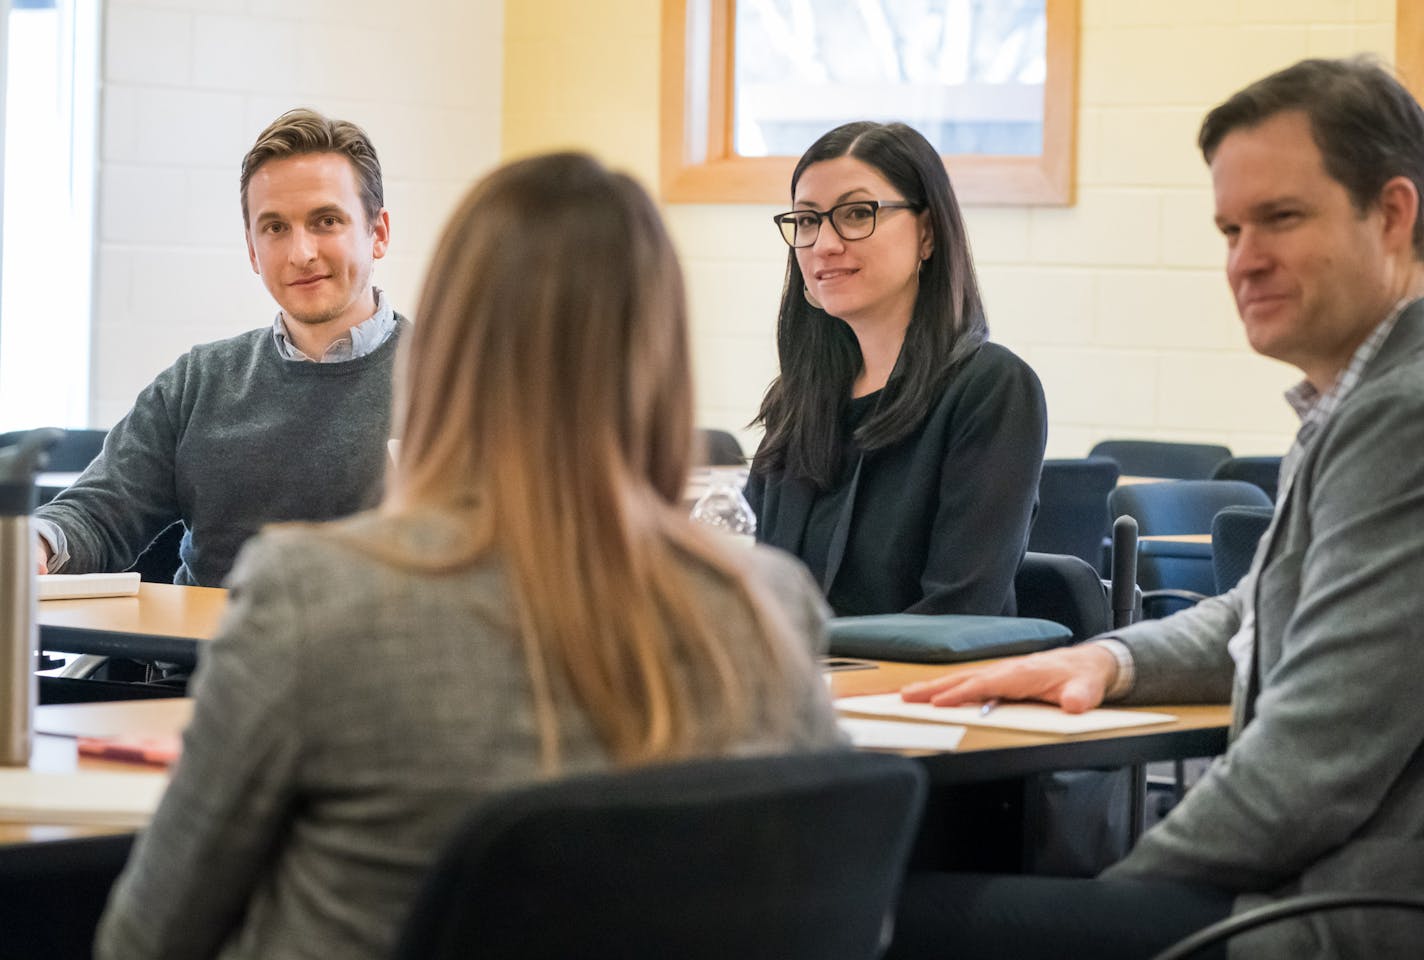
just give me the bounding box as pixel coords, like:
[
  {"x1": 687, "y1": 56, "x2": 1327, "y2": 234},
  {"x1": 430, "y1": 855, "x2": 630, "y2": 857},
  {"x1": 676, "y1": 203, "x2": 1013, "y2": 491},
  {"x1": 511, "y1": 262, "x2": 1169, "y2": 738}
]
[
  {"x1": 96, "y1": 535, "x2": 303, "y2": 960},
  {"x1": 906, "y1": 349, "x2": 1047, "y2": 615},
  {"x1": 35, "y1": 358, "x2": 187, "y2": 573}
]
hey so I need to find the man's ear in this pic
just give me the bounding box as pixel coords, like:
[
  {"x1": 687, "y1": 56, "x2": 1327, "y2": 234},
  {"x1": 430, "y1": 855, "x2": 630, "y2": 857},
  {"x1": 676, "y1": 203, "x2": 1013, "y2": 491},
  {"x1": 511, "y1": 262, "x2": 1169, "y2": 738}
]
[
  {"x1": 370, "y1": 209, "x2": 391, "y2": 260},
  {"x1": 246, "y1": 231, "x2": 260, "y2": 275},
  {"x1": 1378, "y1": 175, "x2": 1420, "y2": 256}
]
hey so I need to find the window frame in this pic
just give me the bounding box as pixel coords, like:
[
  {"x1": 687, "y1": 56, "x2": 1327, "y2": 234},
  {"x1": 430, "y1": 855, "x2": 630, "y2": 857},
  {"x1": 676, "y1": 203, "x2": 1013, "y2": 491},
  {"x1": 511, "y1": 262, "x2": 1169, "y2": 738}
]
[
  {"x1": 1400, "y1": 0, "x2": 1422, "y2": 105},
  {"x1": 659, "y1": 0, "x2": 1080, "y2": 206}
]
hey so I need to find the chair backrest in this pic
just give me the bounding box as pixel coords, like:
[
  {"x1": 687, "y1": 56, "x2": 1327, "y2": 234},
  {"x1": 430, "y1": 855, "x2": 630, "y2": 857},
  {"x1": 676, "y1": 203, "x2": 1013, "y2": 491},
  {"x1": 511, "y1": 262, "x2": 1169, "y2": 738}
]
[
  {"x1": 393, "y1": 751, "x2": 926, "y2": 960},
  {"x1": 1211, "y1": 505, "x2": 1274, "y2": 594},
  {"x1": 0, "y1": 427, "x2": 107, "y2": 473},
  {"x1": 1028, "y1": 458, "x2": 1119, "y2": 567},
  {"x1": 1089, "y1": 440, "x2": 1232, "y2": 480},
  {"x1": 1151, "y1": 891, "x2": 1424, "y2": 960},
  {"x1": 0, "y1": 833, "x2": 135, "y2": 960},
  {"x1": 696, "y1": 428, "x2": 745, "y2": 466},
  {"x1": 1209, "y1": 455, "x2": 1283, "y2": 502},
  {"x1": 1015, "y1": 552, "x2": 1114, "y2": 642},
  {"x1": 1108, "y1": 480, "x2": 1272, "y2": 537},
  {"x1": 1110, "y1": 481, "x2": 1271, "y2": 616}
]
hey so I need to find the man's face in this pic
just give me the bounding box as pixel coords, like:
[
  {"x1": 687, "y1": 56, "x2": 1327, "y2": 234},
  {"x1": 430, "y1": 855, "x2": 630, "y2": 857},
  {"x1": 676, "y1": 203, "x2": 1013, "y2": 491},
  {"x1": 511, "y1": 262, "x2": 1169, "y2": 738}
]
[
  {"x1": 1211, "y1": 110, "x2": 1394, "y2": 386},
  {"x1": 245, "y1": 152, "x2": 389, "y2": 331}
]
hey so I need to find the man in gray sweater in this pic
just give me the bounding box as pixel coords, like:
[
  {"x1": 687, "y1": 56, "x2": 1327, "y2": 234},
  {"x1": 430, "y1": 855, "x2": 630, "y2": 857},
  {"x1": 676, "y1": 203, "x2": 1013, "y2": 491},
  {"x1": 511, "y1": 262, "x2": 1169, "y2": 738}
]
[{"x1": 36, "y1": 108, "x2": 406, "y2": 587}]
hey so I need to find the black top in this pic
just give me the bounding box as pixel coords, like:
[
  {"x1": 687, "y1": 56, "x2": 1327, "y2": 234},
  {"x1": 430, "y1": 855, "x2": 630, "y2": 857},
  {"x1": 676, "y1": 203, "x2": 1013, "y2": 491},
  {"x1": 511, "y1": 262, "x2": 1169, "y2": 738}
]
[
  {"x1": 798, "y1": 389, "x2": 881, "y2": 591},
  {"x1": 747, "y1": 342, "x2": 1046, "y2": 617}
]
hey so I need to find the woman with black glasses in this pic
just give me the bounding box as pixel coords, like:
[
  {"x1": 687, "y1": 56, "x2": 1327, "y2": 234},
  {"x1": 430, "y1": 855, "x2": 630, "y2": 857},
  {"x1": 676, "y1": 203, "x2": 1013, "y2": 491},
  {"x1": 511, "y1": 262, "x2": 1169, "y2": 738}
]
[{"x1": 746, "y1": 121, "x2": 1047, "y2": 617}]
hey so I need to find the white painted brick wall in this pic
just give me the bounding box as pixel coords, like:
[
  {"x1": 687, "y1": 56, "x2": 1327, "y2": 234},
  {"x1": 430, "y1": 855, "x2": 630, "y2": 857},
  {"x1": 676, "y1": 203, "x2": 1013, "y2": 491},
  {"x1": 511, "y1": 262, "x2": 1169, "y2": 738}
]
[
  {"x1": 92, "y1": 0, "x2": 504, "y2": 425},
  {"x1": 668, "y1": 0, "x2": 1396, "y2": 458}
]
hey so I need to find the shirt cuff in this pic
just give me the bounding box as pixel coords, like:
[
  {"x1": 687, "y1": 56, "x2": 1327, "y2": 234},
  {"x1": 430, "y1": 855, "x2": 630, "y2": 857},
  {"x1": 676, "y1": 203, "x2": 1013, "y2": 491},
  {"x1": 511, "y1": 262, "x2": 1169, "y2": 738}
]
[
  {"x1": 1093, "y1": 638, "x2": 1135, "y2": 700},
  {"x1": 31, "y1": 517, "x2": 69, "y2": 573}
]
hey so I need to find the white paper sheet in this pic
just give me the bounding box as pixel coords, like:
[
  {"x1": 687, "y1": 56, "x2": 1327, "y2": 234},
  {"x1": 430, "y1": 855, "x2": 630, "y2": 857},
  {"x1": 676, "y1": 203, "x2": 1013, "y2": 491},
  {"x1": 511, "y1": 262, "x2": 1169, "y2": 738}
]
[
  {"x1": 835, "y1": 693, "x2": 1176, "y2": 735},
  {"x1": 837, "y1": 717, "x2": 967, "y2": 751}
]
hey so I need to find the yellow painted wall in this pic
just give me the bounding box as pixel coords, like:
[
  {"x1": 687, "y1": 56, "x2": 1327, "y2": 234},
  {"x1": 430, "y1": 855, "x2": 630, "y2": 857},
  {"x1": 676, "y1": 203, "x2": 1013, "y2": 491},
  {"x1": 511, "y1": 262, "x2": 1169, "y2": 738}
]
[{"x1": 502, "y1": 0, "x2": 1398, "y2": 457}]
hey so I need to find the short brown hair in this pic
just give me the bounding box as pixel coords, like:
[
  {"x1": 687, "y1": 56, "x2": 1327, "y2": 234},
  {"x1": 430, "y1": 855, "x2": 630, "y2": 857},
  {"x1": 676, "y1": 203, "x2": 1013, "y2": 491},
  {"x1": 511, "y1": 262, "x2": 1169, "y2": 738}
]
[
  {"x1": 1199, "y1": 57, "x2": 1424, "y2": 260},
  {"x1": 239, "y1": 108, "x2": 384, "y2": 229}
]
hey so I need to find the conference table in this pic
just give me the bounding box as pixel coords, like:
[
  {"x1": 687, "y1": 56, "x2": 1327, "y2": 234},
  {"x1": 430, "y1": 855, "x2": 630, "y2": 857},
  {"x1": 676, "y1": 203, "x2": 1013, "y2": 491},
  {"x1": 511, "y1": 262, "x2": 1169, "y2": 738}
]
[
  {"x1": 11, "y1": 587, "x2": 1231, "y2": 850},
  {"x1": 39, "y1": 583, "x2": 225, "y2": 667}
]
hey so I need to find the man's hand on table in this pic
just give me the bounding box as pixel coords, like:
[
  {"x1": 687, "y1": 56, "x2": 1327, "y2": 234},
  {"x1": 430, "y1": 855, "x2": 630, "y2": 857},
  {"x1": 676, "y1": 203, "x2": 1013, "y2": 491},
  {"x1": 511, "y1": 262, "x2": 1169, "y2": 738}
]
[
  {"x1": 900, "y1": 643, "x2": 1120, "y2": 714},
  {"x1": 36, "y1": 536, "x2": 51, "y2": 575}
]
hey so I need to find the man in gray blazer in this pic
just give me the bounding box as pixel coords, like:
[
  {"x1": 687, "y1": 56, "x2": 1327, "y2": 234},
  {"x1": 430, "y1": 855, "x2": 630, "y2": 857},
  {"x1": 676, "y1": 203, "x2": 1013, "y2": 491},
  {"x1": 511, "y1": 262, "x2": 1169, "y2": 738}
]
[{"x1": 888, "y1": 57, "x2": 1424, "y2": 960}]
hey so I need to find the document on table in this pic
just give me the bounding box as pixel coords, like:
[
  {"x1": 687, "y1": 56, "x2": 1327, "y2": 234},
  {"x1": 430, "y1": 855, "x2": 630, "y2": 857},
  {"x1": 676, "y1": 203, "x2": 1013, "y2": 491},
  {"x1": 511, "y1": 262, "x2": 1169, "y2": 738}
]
[
  {"x1": 838, "y1": 717, "x2": 967, "y2": 751},
  {"x1": 835, "y1": 693, "x2": 1176, "y2": 735},
  {"x1": 0, "y1": 768, "x2": 167, "y2": 826},
  {"x1": 37, "y1": 571, "x2": 141, "y2": 600}
]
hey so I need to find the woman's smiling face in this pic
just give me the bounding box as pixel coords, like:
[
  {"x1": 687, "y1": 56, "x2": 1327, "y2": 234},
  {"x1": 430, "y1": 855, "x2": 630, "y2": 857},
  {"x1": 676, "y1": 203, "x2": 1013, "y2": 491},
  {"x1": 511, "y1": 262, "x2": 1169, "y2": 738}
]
[{"x1": 793, "y1": 155, "x2": 932, "y2": 330}]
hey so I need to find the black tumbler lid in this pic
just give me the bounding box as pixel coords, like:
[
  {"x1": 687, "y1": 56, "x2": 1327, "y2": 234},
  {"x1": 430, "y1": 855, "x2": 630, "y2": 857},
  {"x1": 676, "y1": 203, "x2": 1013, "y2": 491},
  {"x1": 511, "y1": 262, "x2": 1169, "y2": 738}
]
[{"x1": 0, "y1": 428, "x2": 65, "y2": 515}]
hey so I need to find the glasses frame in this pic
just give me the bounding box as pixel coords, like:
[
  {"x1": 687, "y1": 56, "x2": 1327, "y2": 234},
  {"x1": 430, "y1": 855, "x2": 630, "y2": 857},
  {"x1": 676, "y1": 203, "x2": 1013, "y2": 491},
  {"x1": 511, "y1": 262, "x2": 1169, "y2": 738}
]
[{"x1": 772, "y1": 199, "x2": 921, "y2": 248}]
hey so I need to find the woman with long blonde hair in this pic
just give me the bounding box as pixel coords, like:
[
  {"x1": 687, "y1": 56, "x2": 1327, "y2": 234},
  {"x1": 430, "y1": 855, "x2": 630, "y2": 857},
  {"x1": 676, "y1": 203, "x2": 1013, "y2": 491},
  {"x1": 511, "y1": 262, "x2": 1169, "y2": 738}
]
[{"x1": 98, "y1": 153, "x2": 841, "y2": 960}]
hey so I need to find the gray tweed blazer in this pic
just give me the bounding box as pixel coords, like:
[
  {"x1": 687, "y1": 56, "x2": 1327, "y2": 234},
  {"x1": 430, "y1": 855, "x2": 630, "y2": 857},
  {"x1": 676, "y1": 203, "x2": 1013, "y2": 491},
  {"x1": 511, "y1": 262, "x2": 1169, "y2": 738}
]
[
  {"x1": 1103, "y1": 299, "x2": 1424, "y2": 957},
  {"x1": 95, "y1": 510, "x2": 842, "y2": 960}
]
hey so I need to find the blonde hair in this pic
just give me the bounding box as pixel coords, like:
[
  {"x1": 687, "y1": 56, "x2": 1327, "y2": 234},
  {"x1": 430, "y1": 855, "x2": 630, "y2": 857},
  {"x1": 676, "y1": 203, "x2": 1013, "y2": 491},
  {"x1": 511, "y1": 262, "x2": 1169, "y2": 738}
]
[{"x1": 376, "y1": 153, "x2": 811, "y2": 768}]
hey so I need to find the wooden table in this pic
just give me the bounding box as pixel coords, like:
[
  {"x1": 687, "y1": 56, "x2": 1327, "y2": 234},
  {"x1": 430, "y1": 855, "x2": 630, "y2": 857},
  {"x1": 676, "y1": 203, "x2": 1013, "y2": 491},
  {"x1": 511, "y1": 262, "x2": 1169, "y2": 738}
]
[
  {"x1": 1, "y1": 699, "x2": 191, "y2": 846},
  {"x1": 830, "y1": 660, "x2": 1229, "y2": 783},
  {"x1": 4, "y1": 658, "x2": 1229, "y2": 852},
  {"x1": 39, "y1": 583, "x2": 228, "y2": 666}
]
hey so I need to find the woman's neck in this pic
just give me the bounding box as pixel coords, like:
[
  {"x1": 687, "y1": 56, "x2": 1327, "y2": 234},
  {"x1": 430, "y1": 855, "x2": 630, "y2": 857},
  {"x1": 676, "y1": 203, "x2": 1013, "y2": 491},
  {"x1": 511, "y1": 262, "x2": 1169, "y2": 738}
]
[{"x1": 848, "y1": 314, "x2": 910, "y2": 398}]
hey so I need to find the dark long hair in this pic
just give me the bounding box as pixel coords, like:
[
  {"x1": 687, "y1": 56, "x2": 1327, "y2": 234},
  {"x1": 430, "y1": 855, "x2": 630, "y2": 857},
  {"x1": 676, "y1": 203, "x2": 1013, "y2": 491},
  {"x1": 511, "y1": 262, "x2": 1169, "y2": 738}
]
[{"x1": 751, "y1": 121, "x2": 988, "y2": 488}]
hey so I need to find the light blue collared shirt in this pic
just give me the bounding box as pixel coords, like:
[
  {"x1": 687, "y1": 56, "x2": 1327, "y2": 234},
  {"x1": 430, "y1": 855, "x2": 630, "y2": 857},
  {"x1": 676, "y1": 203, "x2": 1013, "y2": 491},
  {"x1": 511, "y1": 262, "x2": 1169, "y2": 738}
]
[{"x1": 271, "y1": 287, "x2": 397, "y2": 362}]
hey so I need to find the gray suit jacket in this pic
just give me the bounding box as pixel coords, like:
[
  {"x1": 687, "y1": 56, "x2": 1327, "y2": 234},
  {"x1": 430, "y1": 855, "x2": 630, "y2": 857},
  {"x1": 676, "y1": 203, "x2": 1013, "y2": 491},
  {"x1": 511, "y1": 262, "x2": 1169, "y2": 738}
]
[
  {"x1": 96, "y1": 511, "x2": 843, "y2": 960},
  {"x1": 1102, "y1": 300, "x2": 1424, "y2": 957}
]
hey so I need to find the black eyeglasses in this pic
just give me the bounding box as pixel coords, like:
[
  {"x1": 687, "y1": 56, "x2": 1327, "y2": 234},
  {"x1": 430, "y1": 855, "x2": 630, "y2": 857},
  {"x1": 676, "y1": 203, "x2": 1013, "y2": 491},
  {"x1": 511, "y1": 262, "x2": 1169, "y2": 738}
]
[{"x1": 772, "y1": 199, "x2": 921, "y2": 248}]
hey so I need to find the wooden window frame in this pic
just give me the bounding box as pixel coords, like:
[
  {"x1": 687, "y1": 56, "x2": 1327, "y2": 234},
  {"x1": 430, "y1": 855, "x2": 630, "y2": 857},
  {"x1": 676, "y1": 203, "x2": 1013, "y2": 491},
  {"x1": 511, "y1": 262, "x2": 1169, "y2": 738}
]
[
  {"x1": 659, "y1": 0, "x2": 1079, "y2": 206},
  {"x1": 1401, "y1": 0, "x2": 1423, "y2": 105}
]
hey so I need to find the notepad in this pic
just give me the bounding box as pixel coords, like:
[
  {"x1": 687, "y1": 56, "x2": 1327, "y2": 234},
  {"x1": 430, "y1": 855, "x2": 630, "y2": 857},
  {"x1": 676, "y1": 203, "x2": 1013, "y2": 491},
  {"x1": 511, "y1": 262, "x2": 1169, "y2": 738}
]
[
  {"x1": 835, "y1": 693, "x2": 1177, "y2": 735},
  {"x1": 0, "y1": 768, "x2": 167, "y2": 826},
  {"x1": 37, "y1": 572, "x2": 141, "y2": 600},
  {"x1": 838, "y1": 717, "x2": 967, "y2": 752}
]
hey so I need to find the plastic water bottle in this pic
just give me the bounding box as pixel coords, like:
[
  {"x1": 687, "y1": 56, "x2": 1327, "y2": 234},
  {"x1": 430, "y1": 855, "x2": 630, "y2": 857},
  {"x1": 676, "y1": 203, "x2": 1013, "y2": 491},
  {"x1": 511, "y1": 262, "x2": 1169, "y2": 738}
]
[{"x1": 690, "y1": 481, "x2": 757, "y2": 547}]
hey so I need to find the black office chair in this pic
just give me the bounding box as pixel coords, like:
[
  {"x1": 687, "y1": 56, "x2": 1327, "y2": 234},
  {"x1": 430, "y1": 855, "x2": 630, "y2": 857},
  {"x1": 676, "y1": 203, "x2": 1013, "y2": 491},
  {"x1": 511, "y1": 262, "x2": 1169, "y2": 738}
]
[
  {"x1": 1089, "y1": 440, "x2": 1232, "y2": 480},
  {"x1": 0, "y1": 834, "x2": 134, "y2": 960},
  {"x1": 696, "y1": 428, "x2": 746, "y2": 466},
  {"x1": 1151, "y1": 891, "x2": 1424, "y2": 960},
  {"x1": 1016, "y1": 517, "x2": 1139, "y2": 643},
  {"x1": 393, "y1": 751, "x2": 926, "y2": 960},
  {"x1": 1028, "y1": 458, "x2": 1120, "y2": 569},
  {"x1": 1109, "y1": 480, "x2": 1272, "y2": 618},
  {"x1": 1209, "y1": 455, "x2": 1283, "y2": 502},
  {"x1": 0, "y1": 427, "x2": 106, "y2": 472},
  {"x1": 1211, "y1": 505, "x2": 1274, "y2": 594}
]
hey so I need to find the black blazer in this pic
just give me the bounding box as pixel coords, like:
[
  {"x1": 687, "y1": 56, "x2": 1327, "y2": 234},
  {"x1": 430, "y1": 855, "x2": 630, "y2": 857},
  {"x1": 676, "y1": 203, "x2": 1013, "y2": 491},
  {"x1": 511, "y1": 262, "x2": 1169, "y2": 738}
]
[{"x1": 746, "y1": 342, "x2": 1046, "y2": 617}]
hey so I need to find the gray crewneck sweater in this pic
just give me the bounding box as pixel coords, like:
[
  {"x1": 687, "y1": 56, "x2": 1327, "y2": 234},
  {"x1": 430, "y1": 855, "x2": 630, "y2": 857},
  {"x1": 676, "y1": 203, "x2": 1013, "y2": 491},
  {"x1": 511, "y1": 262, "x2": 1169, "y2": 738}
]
[{"x1": 36, "y1": 319, "x2": 406, "y2": 586}]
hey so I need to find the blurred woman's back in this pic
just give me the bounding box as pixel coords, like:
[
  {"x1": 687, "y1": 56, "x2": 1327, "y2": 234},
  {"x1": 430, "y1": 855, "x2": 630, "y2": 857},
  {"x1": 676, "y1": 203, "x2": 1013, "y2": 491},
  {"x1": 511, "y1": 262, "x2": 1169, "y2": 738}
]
[{"x1": 97, "y1": 153, "x2": 841, "y2": 960}]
